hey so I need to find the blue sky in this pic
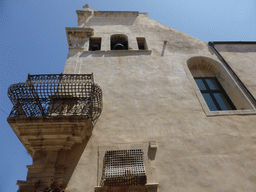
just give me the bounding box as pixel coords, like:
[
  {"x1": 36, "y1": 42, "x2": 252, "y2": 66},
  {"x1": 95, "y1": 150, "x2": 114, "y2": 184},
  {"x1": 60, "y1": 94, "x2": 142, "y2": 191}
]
[{"x1": 0, "y1": 0, "x2": 255, "y2": 191}]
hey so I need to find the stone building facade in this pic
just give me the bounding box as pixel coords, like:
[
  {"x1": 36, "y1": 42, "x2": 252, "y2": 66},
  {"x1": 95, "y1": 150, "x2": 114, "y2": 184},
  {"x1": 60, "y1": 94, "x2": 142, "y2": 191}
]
[{"x1": 7, "y1": 5, "x2": 256, "y2": 192}]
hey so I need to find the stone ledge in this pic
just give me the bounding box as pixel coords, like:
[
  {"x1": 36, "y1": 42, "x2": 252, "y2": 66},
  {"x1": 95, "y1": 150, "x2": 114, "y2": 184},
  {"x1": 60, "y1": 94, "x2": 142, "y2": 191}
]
[
  {"x1": 94, "y1": 11, "x2": 139, "y2": 17},
  {"x1": 204, "y1": 109, "x2": 256, "y2": 116},
  {"x1": 7, "y1": 116, "x2": 91, "y2": 124},
  {"x1": 82, "y1": 49, "x2": 152, "y2": 55},
  {"x1": 145, "y1": 183, "x2": 158, "y2": 192},
  {"x1": 76, "y1": 10, "x2": 93, "y2": 16},
  {"x1": 66, "y1": 27, "x2": 94, "y2": 42},
  {"x1": 95, "y1": 183, "x2": 158, "y2": 192}
]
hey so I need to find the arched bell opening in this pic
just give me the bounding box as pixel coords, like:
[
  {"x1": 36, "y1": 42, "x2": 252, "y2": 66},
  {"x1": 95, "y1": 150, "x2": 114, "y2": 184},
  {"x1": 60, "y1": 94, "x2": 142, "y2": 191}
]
[{"x1": 111, "y1": 34, "x2": 128, "y2": 50}]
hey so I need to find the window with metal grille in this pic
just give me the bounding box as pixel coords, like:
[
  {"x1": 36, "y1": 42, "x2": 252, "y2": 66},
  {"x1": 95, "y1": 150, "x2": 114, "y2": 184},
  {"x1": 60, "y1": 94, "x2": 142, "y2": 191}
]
[
  {"x1": 101, "y1": 149, "x2": 146, "y2": 186},
  {"x1": 194, "y1": 77, "x2": 236, "y2": 111}
]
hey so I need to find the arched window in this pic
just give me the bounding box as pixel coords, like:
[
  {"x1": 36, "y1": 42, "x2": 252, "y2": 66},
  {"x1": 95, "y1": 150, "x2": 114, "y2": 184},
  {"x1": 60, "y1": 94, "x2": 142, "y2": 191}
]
[
  {"x1": 193, "y1": 77, "x2": 236, "y2": 111},
  {"x1": 111, "y1": 34, "x2": 128, "y2": 50},
  {"x1": 187, "y1": 56, "x2": 255, "y2": 114}
]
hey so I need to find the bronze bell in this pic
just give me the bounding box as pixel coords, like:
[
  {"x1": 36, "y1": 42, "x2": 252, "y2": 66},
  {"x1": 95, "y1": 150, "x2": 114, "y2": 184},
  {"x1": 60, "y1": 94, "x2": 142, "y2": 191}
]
[
  {"x1": 113, "y1": 43, "x2": 125, "y2": 50},
  {"x1": 91, "y1": 44, "x2": 99, "y2": 51}
]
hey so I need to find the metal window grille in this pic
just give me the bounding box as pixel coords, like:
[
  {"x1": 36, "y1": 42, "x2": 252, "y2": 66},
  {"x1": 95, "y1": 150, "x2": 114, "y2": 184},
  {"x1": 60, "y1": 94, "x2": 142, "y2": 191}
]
[
  {"x1": 102, "y1": 149, "x2": 146, "y2": 186},
  {"x1": 8, "y1": 74, "x2": 102, "y2": 125}
]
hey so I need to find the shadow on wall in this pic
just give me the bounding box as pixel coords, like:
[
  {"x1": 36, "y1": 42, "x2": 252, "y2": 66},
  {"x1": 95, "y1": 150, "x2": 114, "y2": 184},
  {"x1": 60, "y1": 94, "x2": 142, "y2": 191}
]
[
  {"x1": 161, "y1": 41, "x2": 166, "y2": 56},
  {"x1": 147, "y1": 147, "x2": 157, "y2": 161},
  {"x1": 62, "y1": 135, "x2": 91, "y2": 188}
]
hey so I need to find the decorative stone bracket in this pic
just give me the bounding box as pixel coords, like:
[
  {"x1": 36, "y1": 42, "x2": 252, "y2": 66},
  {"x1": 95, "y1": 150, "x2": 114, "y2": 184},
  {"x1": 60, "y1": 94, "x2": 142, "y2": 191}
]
[
  {"x1": 8, "y1": 116, "x2": 92, "y2": 191},
  {"x1": 66, "y1": 27, "x2": 94, "y2": 49}
]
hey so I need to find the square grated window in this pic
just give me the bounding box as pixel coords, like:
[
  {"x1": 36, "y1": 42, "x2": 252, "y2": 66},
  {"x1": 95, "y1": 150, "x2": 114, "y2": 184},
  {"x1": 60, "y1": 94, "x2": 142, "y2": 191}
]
[{"x1": 101, "y1": 149, "x2": 146, "y2": 186}]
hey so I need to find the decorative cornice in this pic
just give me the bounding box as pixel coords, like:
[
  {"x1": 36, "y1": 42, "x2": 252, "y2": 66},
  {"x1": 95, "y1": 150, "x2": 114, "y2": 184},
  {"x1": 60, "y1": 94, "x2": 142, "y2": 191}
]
[
  {"x1": 66, "y1": 27, "x2": 94, "y2": 41},
  {"x1": 94, "y1": 11, "x2": 139, "y2": 17}
]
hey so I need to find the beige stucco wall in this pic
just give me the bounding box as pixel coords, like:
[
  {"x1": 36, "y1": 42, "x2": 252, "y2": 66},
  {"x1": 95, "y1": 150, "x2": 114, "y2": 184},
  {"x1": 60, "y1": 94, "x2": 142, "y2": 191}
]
[
  {"x1": 215, "y1": 44, "x2": 256, "y2": 98},
  {"x1": 62, "y1": 10, "x2": 256, "y2": 192}
]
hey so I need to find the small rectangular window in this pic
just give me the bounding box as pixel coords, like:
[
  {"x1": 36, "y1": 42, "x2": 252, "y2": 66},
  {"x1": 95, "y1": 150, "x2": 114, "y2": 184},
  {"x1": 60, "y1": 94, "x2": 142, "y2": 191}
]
[
  {"x1": 89, "y1": 37, "x2": 101, "y2": 51},
  {"x1": 137, "y1": 37, "x2": 147, "y2": 50},
  {"x1": 101, "y1": 149, "x2": 146, "y2": 186},
  {"x1": 194, "y1": 77, "x2": 236, "y2": 111}
]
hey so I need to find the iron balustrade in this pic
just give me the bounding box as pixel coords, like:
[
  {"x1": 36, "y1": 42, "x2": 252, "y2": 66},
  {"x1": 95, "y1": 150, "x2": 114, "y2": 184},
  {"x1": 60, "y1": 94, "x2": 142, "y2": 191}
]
[{"x1": 8, "y1": 74, "x2": 102, "y2": 125}]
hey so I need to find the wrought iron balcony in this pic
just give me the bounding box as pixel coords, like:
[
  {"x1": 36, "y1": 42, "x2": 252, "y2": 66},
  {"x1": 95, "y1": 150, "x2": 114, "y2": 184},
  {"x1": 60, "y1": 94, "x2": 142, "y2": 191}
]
[
  {"x1": 7, "y1": 74, "x2": 102, "y2": 190},
  {"x1": 8, "y1": 74, "x2": 102, "y2": 125}
]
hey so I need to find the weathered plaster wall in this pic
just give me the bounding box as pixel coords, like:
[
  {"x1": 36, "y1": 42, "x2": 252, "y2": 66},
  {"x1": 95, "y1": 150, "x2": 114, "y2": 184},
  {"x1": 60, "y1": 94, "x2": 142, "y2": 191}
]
[
  {"x1": 215, "y1": 44, "x2": 256, "y2": 98},
  {"x1": 63, "y1": 11, "x2": 256, "y2": 192}
]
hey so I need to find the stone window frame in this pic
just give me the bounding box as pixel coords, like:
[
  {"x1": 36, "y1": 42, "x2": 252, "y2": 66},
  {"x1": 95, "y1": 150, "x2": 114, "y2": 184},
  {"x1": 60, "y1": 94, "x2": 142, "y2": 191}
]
[{"x1": 184, "y1": 56, "x2": 256, "y2": 116}]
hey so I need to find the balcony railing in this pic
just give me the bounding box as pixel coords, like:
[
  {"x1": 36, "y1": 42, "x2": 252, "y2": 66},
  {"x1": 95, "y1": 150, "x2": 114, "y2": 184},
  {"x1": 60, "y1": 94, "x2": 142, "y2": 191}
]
[{"x1": 8, "y1": 74, "x2": 102, "y2": 124}]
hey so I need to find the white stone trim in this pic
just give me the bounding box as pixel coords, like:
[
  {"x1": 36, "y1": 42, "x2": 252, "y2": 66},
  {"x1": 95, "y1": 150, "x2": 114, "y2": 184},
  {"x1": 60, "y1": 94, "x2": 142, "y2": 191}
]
[{"x1": 184, "y1": 56, "x2": 256, "y2": 116}]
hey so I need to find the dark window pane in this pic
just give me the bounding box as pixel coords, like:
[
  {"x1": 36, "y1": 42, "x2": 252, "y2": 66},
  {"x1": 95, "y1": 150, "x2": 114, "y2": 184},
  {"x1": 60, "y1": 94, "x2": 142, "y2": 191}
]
[
  {"x1": 205, "y1": 78, "x2": 220, "y2": 90},
  {"x1": 194, "y1": 77, "x2": 236, "y2": 111},
  {"x1": 213, "y1": 93, "x2": 233, "y2": 110},
  {"x1": 202, "y1": 93, "x2": 218, "y2": 111},
  {"x1": 195, "y1": 79, "x2": 207, "y2": 90}
]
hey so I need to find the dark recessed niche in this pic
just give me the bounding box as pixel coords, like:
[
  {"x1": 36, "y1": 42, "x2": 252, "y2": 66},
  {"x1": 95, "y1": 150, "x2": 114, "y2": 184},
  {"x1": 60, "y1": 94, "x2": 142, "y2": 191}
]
[
  {"x1": 89, "y1": 37, "x2": 101, "y2": 51},
  {"x1": 137, "y1": 37, "x2": 147, "y2": 50}
]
